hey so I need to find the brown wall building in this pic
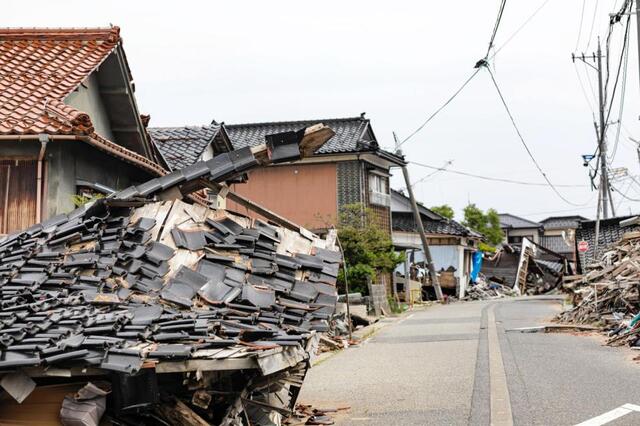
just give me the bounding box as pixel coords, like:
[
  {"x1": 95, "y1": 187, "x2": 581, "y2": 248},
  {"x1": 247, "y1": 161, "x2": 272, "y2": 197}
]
[{"x1": 225, "y1": 115, "x2": 405, "y2": 233}]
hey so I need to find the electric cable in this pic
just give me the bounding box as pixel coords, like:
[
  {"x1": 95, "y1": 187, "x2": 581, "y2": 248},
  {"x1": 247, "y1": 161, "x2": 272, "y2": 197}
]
[
  {"x1": 409, "y1": 160, "x2": 453, "y2": 188},
  {"x1": 488, "y1": 0, "x2": 551, "y2": 60},
  {"x1": 396, "y1": 69, "x2": 480, "y2": 149},
  {"x1": 585, "y1": 0, "x2": 599, "y2": 51},
  {"x1": 486, "y1": 0, "x2": 508, "y2": 57},
  {"x1": 409, "y1": 161, "x2": 588, "y2": 188},
  {"x1": 575, "y1": 0, "x2": 587, "y2": 51},
  {"x1": 611, "y1": 183, "x2": 640, "y2": 201},
  {"x1": 399, "y1": 0, "x2": 550, "y2": 147},
  {"x1": 484, "y1": 67, "x2": 589, "y2": 206}
]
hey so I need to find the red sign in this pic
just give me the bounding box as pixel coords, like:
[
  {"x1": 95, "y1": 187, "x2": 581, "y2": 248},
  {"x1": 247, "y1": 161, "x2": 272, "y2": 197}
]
[{"x1": 577, "y1": 241, "x2": 589, "y2": 253}]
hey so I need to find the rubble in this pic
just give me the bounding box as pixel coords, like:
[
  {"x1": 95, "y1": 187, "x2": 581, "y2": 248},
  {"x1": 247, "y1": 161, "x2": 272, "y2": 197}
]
[
  {"x1": 557, "y1": 231, "x2": 640, "y2": 349},
  {"x1": 464, "y1": 274, "x2": 518, "y2": 300},
  {"x1": 285, "y1": 403, "x2": 350, "y2": 425},
  {"x1": 0, "y1": 126, "x2": 341, "y2": 424}
]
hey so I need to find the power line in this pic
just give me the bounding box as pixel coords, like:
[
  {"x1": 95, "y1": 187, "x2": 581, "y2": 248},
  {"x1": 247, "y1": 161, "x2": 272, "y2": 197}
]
[
  {"x1": 585, "y1": 0, "x2": 598, "y2": 51},
  {"x1": 611, "y1": 183, "x2": 640, "y2": 201},
  {"x1": 399, "y1": 0, "x2": 550, "y2": 148},
  {"x1": 410, "y1": 160, "x2": 453, "y2": 187},
  {"x1": 575, "y1": 0, "x2": 587, "y2": 51},
  {"x1": 609, "y1": 29, "x2": 629, "y2": 162},
  {"x1": 409, "y1": 161, "x2": 588, "y2": 188},
  {"x1": 489, "y1": 0, "x2": 551, "y2": 60},
  {"x1": 397, "y1": 69, "x2": 480, "y2": 149},
  {"x1": 484, "y1": 67, "x2": 588, "y2": 206},
  {"x1": 486, "y1": 0, "x2": 508, "y2": 57}
]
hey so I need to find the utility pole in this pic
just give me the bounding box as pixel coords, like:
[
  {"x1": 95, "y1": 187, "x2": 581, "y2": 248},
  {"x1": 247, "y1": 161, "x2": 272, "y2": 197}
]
[
  {"x1": 596, "y1": 39, "x2": 612, "y2": 219},
  {"x1": 573, "y1": 38, "x2": 613, "y2": 220},
  {"x1": 394, "y1": 133, "x2": 444, "y2": 302},
  {"x1": 636, "y1": 0, "x2": 640, "y2": 97}
]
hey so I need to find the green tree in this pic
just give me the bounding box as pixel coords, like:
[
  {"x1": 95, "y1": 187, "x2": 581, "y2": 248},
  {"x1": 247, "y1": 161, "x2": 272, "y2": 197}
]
[
  {"x1": 462, "y1": 204, "x2": 504, "y2": 246},
  {"x1": 431, "y1": 204, "x2": 454, "y2": 220},
  {"x1": 337, "y1": 204, "x2": 403, "y2": 295}
]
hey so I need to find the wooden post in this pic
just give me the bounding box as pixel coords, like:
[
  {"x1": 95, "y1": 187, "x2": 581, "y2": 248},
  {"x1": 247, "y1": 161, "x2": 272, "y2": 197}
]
[{"x1": 400, "y1": 164, "x2": 444, "y2": 301}]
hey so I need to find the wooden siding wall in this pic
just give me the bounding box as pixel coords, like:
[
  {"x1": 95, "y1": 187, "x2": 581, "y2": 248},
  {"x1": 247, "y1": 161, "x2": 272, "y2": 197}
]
[{"x1": 0, "y1": 159, "x2": 37, "y2": 234}]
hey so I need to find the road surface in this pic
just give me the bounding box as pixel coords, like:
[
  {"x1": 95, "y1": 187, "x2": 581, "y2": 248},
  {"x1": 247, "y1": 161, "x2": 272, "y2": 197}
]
[{"x1": 299, "y1": 297, "x2": 640, "y2": 425}]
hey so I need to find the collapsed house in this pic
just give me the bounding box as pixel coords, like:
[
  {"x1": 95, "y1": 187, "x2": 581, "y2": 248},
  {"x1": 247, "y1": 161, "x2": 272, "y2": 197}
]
[
  {"x1": 0, "y1": 126, "x2": 342, "y2": 425},
  {"x1": 481, "y1": 238, "x2": 571, "y2": 295},
  {"x1": 390, "y1": 189, "x2": 481, "y2": 299},
  {"x1": 558, "y1": 223, "x2": 640, "y2": 349}
]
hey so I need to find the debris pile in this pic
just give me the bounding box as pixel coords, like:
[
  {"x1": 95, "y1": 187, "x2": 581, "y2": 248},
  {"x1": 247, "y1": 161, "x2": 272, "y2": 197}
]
[
  {"x1": 558, "y1": 231, "x2": 640, "y2": 348},
  {"x1": 464, "y1": 275, "x2": 518, "y2": 300},
  {"x1": 0, "y1": 127, "x2": 342, "y2": 424},
  {"x1": 285, "y1": 403, "x2": 350, "y2": 425}
]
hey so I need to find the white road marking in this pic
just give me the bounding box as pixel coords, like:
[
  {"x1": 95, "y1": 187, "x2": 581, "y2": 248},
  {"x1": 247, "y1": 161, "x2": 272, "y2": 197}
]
[
  {"x1": 488, "y1": 305, "x2": 513, "y2": 426},
  {"x1": 575, "y1": 403, "x2": 640, "y2": 426}
]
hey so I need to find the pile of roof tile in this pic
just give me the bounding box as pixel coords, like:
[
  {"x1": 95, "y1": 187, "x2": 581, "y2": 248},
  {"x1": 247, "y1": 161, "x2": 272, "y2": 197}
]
[
  {"x1": 0, "y1": 127, "x2": 341, "y2": 425},
  {"x1": 558, "y1": 231, "x2": 640, "y2": 349}
]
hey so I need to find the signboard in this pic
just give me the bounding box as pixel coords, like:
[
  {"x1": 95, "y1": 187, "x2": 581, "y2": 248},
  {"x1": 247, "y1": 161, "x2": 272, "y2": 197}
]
[{"x1": 577, "y1": 240, "x2": 589, "y2": 253}]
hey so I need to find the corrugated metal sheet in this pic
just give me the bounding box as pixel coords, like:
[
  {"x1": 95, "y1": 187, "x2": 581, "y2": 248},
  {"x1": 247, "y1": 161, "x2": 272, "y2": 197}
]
[{"x1": 0, "y1": 159, "x2": 37, "y2": 234}]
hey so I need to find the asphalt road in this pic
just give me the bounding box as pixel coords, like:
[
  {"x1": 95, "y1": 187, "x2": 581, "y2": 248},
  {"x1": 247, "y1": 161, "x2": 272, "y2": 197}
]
[{"x1": 298, "y1": 297, "x2": 640, "y2": 425}]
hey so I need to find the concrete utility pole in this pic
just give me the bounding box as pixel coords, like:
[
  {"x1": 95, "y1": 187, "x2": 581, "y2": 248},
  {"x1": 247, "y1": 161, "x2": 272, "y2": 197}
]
[
  {"x1": 637, "y1": 0, "x2": 640, "y2": 98},
  {"x1": 394, "y1": 132, "x2": 444, "y2": 302},
  {"x1": 596, "y1": 39, "x2": 613, "y2": 219},
  {"x1": 573, "y1": 39, "x2": 614, "y2": 220}
]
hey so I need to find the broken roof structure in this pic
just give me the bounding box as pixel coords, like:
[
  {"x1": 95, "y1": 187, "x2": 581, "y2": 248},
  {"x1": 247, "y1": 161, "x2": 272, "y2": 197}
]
[
  {"x1": 149, "y1": 123, "x2": 234, "y2": 171},
  {"x1": 575, "y1": 216, "x2": 640, "y2": 272},
  {"x1": 227, "y1": 114, "x2": 404, "y2": 164},
  {"x1": 0, "y1": 125, "x2": 340, "y2": 424},
  {"x1": 0, "y1": 27, "x2": 165, "y2": 175}
]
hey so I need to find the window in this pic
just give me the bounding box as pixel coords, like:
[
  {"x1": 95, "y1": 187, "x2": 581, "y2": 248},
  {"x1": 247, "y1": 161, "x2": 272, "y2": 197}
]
[
  {"x1": 508, "y1": 235, "x2": 533, "y2": 244},
  {"x1": 368, "y1": 173, "x2": 390, "y2": 207}
]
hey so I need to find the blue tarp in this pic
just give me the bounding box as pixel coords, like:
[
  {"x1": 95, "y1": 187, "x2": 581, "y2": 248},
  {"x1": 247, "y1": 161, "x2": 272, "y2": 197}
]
[{"x1": 470, "y1": 251, "x2": 483, "y2": 283}]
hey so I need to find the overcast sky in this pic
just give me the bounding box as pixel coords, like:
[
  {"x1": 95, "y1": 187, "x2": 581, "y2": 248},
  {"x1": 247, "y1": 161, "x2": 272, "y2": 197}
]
[{"x1": 6, "y1": 0, "x2": 640, "y2": 221}]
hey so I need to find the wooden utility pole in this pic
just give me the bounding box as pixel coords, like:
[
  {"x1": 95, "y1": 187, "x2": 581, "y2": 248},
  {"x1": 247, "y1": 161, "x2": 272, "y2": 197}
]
[{"x1": 394, "y1": 133, "x2": 444, "y2": 302}]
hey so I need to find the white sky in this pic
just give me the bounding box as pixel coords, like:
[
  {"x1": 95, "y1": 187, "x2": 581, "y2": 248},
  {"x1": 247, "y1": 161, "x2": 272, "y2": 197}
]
[{"x1": 5, "y1": 0, "x2": 640, "y2": 221}]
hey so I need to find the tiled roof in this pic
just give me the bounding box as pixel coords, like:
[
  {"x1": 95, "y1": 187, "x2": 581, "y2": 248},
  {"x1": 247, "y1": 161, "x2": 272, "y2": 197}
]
[
  {"x1": 0, "y1": 136, "x2": 338, "y2": 423},
  {"x1": 0, "y1": 27, "x2": 165, "y2": 176},
  {"x1": 390, "y1": 189, "x2": 482, "y2": 238},
  {"x1": 227, "y1": 116, "x2": 403, "y2": 162},
  {"x1": 0, "y1": 28, "x2": 118, "y2": 135},
  {"x1": 499, "y1": 213, "x2": 542, "y2": 229},
  {"x1": 393, "y1": 212, "x2": 480, "y2": 238},
  {"x1": 576, "y1": 216, "x2": 640, "y2": 268},
  {"x1": 149, "y1": 124, "x2": 231, "y2": 171},
  {"x1": 540, "y1": 215, "x2": 587, "y2": 230},
  {"x1": 540, "y1": 235, "x2": 572, "y2": 254}
]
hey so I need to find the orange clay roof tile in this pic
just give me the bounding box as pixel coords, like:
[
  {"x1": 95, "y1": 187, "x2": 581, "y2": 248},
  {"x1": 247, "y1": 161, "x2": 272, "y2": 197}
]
[{"x1": 0, "y1": 27, "x2": 166, "y2": 176}]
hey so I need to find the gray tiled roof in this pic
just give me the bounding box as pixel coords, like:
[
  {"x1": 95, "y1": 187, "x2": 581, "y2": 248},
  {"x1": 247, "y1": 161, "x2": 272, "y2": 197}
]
[
  {"x1": 390, "y1": 190, "x2": 481, "y2": 238},
  {"x1": 149, "y1": 125, "x2": 229, "y2": 171},
  {"x1": 499, "y1": 213, "x2": 542, "y2": 229},
  {"x1": 576, "y1": 216, "x2": 640, "y2": 268},
  {"x1": 540, "y1": 235, "x2": 572, "y2": 254},
  {"x1": 227, "y1": 116, "x2": 397, "y2": 157},
  {"x1": 540, "y1": 215, "x2": 587, "y2": 230},
  {"x1": 391, "y1": 189, "x2": 442, "y2": 220}
]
